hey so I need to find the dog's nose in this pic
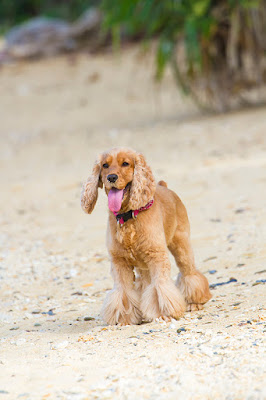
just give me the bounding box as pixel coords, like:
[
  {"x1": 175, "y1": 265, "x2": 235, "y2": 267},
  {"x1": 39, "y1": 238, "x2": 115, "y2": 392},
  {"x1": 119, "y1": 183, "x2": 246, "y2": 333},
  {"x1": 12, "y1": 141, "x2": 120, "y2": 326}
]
[{"x1": 107, "y1": 174, "x2": 118, "y2": 183}]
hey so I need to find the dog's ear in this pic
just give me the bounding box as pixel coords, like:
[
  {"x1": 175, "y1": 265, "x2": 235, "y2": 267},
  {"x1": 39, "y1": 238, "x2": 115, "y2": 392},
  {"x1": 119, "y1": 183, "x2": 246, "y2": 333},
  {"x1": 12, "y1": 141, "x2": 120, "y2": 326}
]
[
  {"x1": 81, "y1": 157, "x2": 103, "y2": 214},
  {"x1": 128, "y1": 153, "x2": 156, "y2": 210}
]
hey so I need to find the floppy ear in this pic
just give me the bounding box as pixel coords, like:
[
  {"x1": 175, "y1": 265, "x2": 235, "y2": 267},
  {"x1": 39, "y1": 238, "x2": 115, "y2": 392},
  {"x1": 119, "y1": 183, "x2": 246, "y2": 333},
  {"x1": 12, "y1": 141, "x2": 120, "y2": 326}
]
[
  {"x1": 128, "y1": 153, "x2": 156, "y2": 210},
  {"x1": 81, "y1": 158, "x2": 103, "y2": 214}
]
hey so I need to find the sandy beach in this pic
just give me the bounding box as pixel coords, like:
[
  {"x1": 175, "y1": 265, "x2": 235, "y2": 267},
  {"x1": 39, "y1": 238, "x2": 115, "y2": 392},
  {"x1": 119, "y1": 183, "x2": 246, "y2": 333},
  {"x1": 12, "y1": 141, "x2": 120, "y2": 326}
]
[{"x1": 0, "y1": 46, "x2": 265, "y2": 399}]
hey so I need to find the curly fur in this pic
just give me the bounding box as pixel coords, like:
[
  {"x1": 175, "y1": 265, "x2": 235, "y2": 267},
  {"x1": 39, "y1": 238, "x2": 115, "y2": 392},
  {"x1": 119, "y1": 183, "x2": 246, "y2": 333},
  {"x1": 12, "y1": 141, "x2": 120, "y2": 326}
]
[
  {"x1": 141, "y1": 280, "x2": 186, "y2": 321},
  {"x1": 176, "y1": 270, "x2": 212, "y2": 311},
  {"x1": 101, "y1": 288, "x2": 142, "y2": 325},
  {"x1": 128, "y1": 154, "x2": 156, "y2": 210},
  {"x1": 81, "y1": 148, "x2": 212, "y2": 325},
  {"x1": 81, "y1": 159, "x2": 103, "y2": 214}
]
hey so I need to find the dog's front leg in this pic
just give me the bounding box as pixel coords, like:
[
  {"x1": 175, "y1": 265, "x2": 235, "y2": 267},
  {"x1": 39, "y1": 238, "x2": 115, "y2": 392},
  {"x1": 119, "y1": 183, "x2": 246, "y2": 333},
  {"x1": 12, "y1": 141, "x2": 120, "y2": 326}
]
[
  {"x1": 141, "y1": 249, "x2": 186, "y2": 322},
  {"x1": 101, "y1": 257, "x2": 142, "y2": 325}
]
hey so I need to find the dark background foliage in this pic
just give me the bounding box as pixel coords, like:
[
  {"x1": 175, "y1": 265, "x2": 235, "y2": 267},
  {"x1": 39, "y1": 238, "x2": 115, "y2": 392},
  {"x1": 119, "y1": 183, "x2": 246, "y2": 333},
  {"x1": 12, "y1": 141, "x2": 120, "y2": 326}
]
[
  {"x1": 0, "y1": 0, "x2": 98, "y2": 31},
  {"x1": 101, "y1": 0, "x2": 265, "y2": 110}
]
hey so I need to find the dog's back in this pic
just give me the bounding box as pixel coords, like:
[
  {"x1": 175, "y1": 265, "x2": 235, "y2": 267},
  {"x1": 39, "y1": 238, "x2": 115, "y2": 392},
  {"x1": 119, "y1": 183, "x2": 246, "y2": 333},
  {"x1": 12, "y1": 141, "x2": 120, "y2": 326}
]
[{"x1": 155, "y1": 182, "x2": 190, "y2": 240}]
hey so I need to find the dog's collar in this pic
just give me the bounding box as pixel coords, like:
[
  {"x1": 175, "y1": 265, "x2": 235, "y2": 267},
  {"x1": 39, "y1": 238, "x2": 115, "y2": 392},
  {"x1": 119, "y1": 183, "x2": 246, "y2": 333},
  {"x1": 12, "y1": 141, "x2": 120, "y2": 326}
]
[{"x1": 113, "y1": 200, "x2": 154, "y2": 227}]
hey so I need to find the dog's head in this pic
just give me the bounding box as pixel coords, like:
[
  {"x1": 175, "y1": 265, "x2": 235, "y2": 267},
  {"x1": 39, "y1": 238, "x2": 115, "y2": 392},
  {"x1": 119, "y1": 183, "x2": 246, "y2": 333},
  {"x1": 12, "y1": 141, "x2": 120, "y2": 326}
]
[{"x1": 81, "y1": 148, "x2": 156, "y2": 214}]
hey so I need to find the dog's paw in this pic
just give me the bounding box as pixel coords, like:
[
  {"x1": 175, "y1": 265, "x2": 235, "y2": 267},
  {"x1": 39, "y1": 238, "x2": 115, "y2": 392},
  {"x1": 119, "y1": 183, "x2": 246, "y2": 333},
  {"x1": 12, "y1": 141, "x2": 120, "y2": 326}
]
[
  {"x1": 176, "y1": 270, "x2": 212, "y2": 306},
  {"x1": 155, "y1": 316, "x2": 172, "y2": 323},
  {"x1": 101, "y1": 288, "x2": 142, "y2": 325},
  {"x1": 141, "y1": 281, "x2": 186, "y2": 322},
  {"x1": 186, "y1": 303, "x2": 204, "y2": 312}
]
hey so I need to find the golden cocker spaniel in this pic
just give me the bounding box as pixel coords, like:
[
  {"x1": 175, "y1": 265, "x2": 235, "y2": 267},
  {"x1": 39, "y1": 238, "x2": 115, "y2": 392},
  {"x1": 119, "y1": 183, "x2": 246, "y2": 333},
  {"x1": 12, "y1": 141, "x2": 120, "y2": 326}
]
[{"x1": 81, "y1": 148, "x2": 212, "y2": 325}]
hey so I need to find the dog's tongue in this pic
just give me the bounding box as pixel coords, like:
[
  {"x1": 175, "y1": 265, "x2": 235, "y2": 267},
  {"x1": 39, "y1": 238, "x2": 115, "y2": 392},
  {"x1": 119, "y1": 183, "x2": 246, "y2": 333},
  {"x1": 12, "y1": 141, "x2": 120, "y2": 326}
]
[{"x1": 108, "y1": 188, "x2": 123, "y2": 213}]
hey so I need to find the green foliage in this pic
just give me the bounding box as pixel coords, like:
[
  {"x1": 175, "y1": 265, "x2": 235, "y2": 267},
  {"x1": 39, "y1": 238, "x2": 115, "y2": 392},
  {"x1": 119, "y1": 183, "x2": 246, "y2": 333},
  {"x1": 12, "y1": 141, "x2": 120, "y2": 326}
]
[
  {"x1": 102, "y1": 0, "x2": 265, "y2": 110},
  {"x1": 102, "y1": 0, "x2": 261, "y2": 79},
  {"x1": 0, "y1": 0, "x2": 264, "y2": 109},
  {"x1": 102, "y1": 0, "x2": 216, "y2": 77}
]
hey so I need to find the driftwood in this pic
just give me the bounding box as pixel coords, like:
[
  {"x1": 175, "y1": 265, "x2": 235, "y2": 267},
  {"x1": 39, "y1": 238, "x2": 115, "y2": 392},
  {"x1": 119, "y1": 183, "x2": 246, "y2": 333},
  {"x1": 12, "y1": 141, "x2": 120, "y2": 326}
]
[{"x1": 1, "y1": 8, "x2": 102, "y2": 61}]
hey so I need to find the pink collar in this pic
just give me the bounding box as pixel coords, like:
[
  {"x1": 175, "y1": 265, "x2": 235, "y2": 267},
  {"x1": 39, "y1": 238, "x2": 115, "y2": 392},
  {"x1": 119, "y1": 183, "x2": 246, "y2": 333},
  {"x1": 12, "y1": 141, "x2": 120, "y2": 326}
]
[{"x1": 113, "y1": 199, "x2": 154, "y2": 226}]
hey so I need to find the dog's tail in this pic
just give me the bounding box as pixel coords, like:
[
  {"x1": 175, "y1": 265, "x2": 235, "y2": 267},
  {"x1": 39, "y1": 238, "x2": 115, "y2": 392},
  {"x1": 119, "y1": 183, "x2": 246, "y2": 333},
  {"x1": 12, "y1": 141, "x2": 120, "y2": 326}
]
[{"x1": 158, "y1": 180, "x2": 168, "y2": 188}]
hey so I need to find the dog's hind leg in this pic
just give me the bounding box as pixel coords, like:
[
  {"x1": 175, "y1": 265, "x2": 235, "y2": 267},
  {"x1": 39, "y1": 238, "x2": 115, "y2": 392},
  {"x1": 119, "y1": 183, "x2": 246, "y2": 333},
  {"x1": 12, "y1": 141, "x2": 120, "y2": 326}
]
[
  {"x1": 168, "y1": 230, "x2": 212, "y2": 311},
  {"x1": 101, "y1": 257, "x2": 142, "y2": 325}
]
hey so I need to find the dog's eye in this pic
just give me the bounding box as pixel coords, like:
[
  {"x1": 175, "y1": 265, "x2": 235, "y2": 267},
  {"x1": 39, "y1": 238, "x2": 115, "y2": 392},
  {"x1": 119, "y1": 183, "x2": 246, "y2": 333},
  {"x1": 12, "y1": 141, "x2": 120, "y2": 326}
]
[
  {"x1": 122, "y1": 162, "x2": 129, "y2": 167},
  {"x1": 103, "y1": 163, "x2": 109, "y2": 169}
]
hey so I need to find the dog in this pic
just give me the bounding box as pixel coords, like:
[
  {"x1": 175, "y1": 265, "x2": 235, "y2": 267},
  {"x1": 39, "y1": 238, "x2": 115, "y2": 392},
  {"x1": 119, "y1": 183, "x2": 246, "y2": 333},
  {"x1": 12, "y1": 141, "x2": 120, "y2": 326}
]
[{"x1": 81, "y1": 148, "x2": 212, "y2": 325}]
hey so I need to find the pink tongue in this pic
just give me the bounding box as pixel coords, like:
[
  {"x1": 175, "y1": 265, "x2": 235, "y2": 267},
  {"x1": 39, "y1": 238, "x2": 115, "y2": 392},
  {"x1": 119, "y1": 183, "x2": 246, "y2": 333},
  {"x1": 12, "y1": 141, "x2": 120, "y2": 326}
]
[{"x1": 108, "y1": 188, "x2": 124, "y2": 212}]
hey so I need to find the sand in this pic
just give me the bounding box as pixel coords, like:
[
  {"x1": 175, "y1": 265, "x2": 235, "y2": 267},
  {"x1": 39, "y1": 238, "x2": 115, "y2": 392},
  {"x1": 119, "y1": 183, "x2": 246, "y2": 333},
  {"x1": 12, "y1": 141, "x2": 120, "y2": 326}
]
[{"x1": 0, "y1": 46, "x2": 265, "y2": 400}]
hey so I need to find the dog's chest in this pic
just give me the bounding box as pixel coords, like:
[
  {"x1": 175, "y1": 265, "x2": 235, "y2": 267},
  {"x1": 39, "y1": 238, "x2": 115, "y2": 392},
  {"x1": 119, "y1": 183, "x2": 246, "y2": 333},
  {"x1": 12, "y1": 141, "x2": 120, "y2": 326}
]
[
  {"x1": 115, "y1": 223, "x2": 139, "y2": 258},
  {"x1": 116, "y1": 223, "x2": 136, "y2": 244}
]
